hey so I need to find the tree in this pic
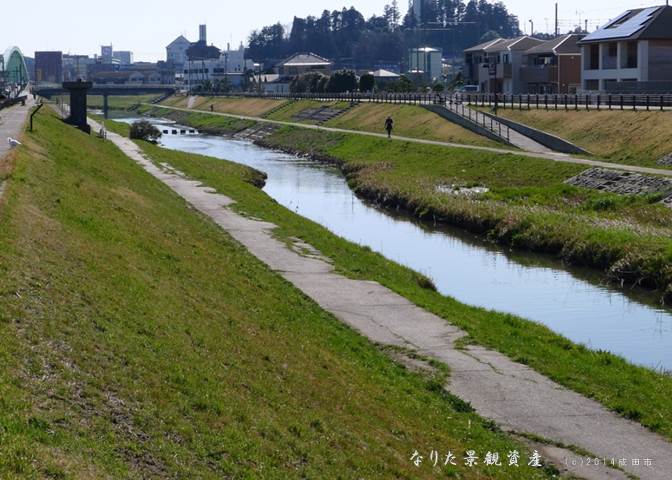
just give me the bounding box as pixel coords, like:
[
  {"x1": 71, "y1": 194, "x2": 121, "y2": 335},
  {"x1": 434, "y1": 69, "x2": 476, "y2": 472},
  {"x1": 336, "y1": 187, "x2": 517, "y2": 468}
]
[
  {"x1": 359, "y1": 73, "x2": 375, "y2": 92},
  {"x1": 326, "y1": 70, "x2": 358, "y2": 93},
  {"x1": 130, "y1": 120, "x2": 162, "y2": 143}
]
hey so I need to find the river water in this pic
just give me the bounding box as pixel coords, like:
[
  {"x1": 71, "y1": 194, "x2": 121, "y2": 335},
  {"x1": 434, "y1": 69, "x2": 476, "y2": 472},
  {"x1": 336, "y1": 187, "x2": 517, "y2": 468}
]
[{"x1": 125, "y1": 119, "x2": 672, "y2": 371}]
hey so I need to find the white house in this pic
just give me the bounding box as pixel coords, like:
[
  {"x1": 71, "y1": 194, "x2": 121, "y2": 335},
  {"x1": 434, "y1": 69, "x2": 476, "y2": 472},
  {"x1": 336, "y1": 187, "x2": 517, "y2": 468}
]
[
  {"x1": 579, "y1": 5, "x2": 672, "y2": 92},
  {"x1": 166, "y1": 35, "x2": 191, "y2": 70}
]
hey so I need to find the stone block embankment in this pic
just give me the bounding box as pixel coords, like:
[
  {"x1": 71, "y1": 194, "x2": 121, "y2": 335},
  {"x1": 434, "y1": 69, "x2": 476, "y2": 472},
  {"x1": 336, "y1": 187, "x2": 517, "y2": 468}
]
[{"x1": 567, "y1": 168, "x2": 672, "y2": 207}]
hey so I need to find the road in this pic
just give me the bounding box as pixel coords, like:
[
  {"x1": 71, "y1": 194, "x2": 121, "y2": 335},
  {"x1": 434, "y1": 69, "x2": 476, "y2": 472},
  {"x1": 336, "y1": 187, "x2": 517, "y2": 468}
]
[{"x1": 149, "y1": 103, "x2": 672, "y2": 178}]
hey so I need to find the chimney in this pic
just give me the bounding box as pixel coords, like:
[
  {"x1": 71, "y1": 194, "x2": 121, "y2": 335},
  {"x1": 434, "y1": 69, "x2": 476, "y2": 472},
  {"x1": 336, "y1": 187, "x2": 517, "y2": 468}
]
[{"x1": 199, "y1": 24, "x2": 207, "y2": 43}]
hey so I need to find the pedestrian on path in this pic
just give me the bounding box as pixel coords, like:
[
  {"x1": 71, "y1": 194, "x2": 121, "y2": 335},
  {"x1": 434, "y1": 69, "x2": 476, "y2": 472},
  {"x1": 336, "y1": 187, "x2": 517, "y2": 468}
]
[{"x1": 385, "y1": 116, "x2": 394, "y2": 139}]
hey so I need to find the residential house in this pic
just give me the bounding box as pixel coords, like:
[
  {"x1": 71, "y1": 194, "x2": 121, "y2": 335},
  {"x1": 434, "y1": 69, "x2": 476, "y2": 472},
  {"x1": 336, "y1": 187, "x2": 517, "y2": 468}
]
[
  {"x1": 579, "y1": 5, "x2": 672, "y2": 92},
  {"x1": 464, "y1": 36, "x2": 544, "y2": 94},
  {"x1": 166, "y1": 35, "x2": 191, "y2": 71},
  {"x1": 522, "y1": 34, "x2": 584, "y2": 94},
  {"x1": 277, "y1": 53, "x2": 332, "y2": 77}
]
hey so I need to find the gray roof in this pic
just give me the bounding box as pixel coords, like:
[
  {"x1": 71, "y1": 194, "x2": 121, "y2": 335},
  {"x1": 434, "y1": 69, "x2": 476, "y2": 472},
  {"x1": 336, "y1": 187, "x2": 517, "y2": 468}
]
[
  {"x1": 280, "y1": 52, "x2": 332, "y2": 67},
  {"x1": 167, "y1": 35, "x2": 190, "y2": 48},
  {"x1": 580, "y1": 5, "x2": 672, "y2": 43},
  {"x1": 525, "y1": 34, "x2": 584, "y2": 55},
  {"x1": 466, "y1": 36, "x2": 545, "y2": 54},
  {"x1": 464, "y1": 38, "x2": 506, "y2": 53}
]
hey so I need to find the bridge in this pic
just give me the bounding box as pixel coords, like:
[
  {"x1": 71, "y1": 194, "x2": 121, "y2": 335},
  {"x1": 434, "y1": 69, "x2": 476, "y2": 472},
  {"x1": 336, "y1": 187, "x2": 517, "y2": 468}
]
[{"x1": 33, "y1": 84, "x2": 177, "y2": 117}]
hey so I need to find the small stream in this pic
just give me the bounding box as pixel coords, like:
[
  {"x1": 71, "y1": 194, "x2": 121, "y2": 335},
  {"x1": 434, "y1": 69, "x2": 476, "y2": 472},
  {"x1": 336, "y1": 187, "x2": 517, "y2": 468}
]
[{"x1": 122, "y1": 118, "x2": 672, "y2": 371}]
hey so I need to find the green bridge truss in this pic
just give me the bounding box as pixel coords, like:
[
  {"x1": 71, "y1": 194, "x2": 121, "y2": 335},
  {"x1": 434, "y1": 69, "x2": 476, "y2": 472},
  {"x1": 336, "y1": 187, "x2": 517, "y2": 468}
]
[{"x1": 1, "y1": 46, "x2": 29, "y2": 86}]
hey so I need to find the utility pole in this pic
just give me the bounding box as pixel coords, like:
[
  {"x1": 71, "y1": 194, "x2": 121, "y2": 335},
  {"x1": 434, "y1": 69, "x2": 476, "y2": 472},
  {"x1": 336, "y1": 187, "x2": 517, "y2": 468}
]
[
  {"x1": 529, "y1": 19, "x2": 534, "y2": 36},
  {"x1": 555, "y1": 3, "x2": 559, "y2": 36}
]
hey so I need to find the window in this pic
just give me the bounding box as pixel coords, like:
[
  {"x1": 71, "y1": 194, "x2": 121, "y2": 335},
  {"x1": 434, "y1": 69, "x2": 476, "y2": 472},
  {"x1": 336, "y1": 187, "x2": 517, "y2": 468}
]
[
  {"x1": 586, "y1": 79, "x2": 599, "y2": 90},
  {"x1": 626, "y1": 41, "x2": 638, "y2": 68}
]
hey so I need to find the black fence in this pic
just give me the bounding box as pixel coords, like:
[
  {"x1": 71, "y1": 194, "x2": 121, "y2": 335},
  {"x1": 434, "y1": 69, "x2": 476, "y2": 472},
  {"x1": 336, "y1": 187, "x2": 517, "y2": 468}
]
[
  {"x1": 193, "y1": 91, "x2": 447, "y2": 106},
  {"x1": 181, "y1": 91, "x2": 672, "y2": 112},
  {"x1": 454, "y1": 93, "x2": 672, "y2": 112}
]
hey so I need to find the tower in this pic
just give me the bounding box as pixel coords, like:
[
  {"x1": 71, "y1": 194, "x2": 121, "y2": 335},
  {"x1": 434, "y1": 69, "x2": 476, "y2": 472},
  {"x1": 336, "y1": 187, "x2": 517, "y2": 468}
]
[{"x1": 199, "y1": 24, "x2": 207, "y2": 43}]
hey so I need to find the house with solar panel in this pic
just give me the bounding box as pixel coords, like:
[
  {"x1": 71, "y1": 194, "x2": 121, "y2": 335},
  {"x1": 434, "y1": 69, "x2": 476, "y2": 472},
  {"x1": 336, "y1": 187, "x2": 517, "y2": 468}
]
[{"x1": 578, "y1": 5, "x2": 672, "y2": 93}]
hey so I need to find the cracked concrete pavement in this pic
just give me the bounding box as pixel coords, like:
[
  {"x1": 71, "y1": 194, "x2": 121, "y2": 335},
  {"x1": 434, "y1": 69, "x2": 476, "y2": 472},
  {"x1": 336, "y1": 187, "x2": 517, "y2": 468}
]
[{"x1": 92, "y1": 117, "x2": 672, "y2": 480}]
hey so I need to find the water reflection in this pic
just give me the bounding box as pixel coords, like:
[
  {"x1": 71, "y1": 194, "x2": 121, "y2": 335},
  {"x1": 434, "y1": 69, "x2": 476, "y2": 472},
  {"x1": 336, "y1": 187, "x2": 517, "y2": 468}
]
[{"x1": 128, "y1": 119, "x2": 672, "y2": 370}]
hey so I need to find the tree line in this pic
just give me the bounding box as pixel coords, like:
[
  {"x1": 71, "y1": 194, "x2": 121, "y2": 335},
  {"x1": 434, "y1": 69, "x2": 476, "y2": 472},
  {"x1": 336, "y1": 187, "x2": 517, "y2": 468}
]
[{"x1": 248, "y1": 1, "x2": 521, "y2": 68}]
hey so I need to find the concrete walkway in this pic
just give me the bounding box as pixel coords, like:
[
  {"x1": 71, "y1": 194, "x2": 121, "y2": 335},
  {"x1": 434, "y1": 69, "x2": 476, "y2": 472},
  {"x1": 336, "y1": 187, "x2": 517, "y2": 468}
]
[
  {"x1": 149, "y1": 103, "x2": 672, "y2": 178},
  {"x1": 93, "y1": 116, "x2": 671, "y2": 480},
  {"x1": 444, "y1": 102, "x2": 553, "y2": 153},
  {"x1": 0, "y1": 98, "x2": 34, "y2": 201}
]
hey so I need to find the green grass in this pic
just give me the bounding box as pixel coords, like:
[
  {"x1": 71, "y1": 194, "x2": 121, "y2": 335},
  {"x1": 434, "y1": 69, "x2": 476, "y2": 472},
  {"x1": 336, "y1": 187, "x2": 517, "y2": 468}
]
[
  {"x1": 0, "y1": 110, "x2": 560, "y2": 478},
  {"x1": 137, "y1": 106, "x2": 672, "y2": 300},
  {"x1": 57, "y1": 94, "x2": 160, "y2": 111},
  {"x1": 113, "y1": 119, "x2": 672, "y2": 447},
  {"x1": 327, "y1": 103, "x2": 503, "y2": 148},
  {"x1": 264, "y1": 99, "x2": 351, "y2": 123},
  {"x1": 488, "y1": 108, "x2": 672, "y2": 168}
]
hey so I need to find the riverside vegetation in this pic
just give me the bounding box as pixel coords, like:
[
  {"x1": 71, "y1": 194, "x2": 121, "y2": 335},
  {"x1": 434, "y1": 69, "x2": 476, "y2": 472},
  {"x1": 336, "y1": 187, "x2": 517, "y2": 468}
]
[
  {"x1": 104, "y1": 114, "x2": 672, "y2": 447},
  {"x1": 140, "y1": 102, "x2": 672, "y2": 305},
  {"x1": 0, "y1": 110, "x2": 562, "y2": 478}
]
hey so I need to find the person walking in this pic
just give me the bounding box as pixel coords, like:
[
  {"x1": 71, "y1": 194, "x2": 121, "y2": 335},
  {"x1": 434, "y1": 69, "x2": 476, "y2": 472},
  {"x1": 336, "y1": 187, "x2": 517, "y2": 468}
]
[{"x1": 384, "y1": 116, "x2": 394, "y2": 139}]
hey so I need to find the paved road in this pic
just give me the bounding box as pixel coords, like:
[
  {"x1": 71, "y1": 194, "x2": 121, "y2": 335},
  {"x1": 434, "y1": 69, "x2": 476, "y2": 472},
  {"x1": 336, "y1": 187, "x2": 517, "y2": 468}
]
[
  {"x1": 0, "y1": 98, "x2": 34, "y2": 200},
  {"x1": 149, "y1": 104, "x2": 672, "y2": 178},
  {"x1": 0, "y1": 98, "x2": 33, "y2": 159},
  {"x1": 95, "y1": 116, "x2": 672, "y2": 480}
]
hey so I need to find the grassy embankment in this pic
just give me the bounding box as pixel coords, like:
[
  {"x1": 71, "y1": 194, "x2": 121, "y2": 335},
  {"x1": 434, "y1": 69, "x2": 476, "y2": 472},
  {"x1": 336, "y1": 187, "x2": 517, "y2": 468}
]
[
  {"x1": 491, "y1": 108, "x2": 672, "y2": 168},
  {"x1": 0, "y1": 111, "x2": 561, "y2": 478},
  {"x1": 55, "y1": 94, "x2": 159, "y2": 112},
  {"x1": 107, "y1": 116, "x2": 672, "y2": 446},
  {"x1": 139, "y1": 104, "x2": 672, "y2": 302},
  {"x1": 160, "y1": 95, "x2": 503, "y2": 148}
]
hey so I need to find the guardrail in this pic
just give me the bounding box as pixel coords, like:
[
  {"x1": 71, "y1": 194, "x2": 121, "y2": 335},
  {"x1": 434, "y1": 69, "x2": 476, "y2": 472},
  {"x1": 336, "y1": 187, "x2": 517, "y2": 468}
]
[
  {"x1": 453, "y1": 93, "x2": 672, "y2": 112},
  {"x1": 442, "y1": 100, "x2": 510, "y2": 143}
]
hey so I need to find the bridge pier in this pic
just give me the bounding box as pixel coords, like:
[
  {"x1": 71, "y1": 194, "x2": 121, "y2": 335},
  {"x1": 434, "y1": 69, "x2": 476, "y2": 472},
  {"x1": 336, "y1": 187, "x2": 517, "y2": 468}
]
[{"x1": 63, "y1": 80, "x2": 92, "y2": 134}]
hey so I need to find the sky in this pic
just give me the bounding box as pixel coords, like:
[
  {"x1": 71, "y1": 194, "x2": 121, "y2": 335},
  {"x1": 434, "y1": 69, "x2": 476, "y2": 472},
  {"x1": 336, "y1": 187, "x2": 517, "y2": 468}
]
[{"x1": 2, "y1": 0, "x2": 665, "y2": 62}]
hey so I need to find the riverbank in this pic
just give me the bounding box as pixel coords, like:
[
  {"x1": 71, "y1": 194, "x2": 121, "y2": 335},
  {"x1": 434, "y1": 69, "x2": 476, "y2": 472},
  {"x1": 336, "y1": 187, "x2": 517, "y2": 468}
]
[
  {"x1": 138, "y1": 105, "x2": 672, "y2": 305},
  {"x1": 0, "y1": 109, "x2": 562, "y2": 478},
  {"x1": 483, "y1": 108, "x2": 672, "y2": 168},
  {"x1": 105, "y1": 116, "x2": 672, "y2": 447}
]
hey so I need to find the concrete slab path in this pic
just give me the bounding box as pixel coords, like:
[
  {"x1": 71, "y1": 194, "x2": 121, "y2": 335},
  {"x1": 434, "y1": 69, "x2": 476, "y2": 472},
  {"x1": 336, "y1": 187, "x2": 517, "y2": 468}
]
[
  {"x1": 150, "y1": 103, "x2": 672, "y2": 179},
  {"x1": 0, "y1": 97, "x2": 34, "y2": 201},
  {"x1": 93, "y1": 117, "x2": 672, "y2": 480}
]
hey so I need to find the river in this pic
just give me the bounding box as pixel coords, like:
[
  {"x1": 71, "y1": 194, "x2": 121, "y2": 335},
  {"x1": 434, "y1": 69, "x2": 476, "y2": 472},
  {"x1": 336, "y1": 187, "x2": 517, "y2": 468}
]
[{"x1": 123, "y1": 118, "x2": 672, "y2": 371}]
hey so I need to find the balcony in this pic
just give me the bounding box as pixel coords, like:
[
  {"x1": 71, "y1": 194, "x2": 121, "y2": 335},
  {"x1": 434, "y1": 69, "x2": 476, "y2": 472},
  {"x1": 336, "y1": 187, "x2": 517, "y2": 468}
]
[
  {"x1": 495, "y1": 63, "x2": 513, "y2": 78},
  {"x1": 521, "y1": 65, "x2": 558, "y2": 84}
]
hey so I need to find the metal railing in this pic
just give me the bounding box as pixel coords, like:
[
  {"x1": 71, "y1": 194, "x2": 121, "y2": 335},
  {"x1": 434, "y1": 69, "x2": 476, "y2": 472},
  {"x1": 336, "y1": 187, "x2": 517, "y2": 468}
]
[
  {"x1": 453, "y1": 93, "x2": 672, "y2": 112},
  {"x1": 443, "y1": 98, "x2": 510, "y2": 143}
]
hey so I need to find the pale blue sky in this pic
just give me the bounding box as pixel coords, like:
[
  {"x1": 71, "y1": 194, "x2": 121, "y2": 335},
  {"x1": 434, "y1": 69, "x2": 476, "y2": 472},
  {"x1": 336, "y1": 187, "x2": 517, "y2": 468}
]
[{"x1": 2, "y1": 0, "x2": 662, "y2": 61}]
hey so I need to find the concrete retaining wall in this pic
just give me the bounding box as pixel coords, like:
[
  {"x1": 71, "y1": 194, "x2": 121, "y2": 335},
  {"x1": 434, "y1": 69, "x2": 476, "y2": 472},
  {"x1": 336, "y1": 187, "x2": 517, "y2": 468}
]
[
  {"x1": 480, "y1": 111, "x2": 589, "y2": 155},
  {"x1": 423, "y1": 105, "x2": 511, "y2": 146}
]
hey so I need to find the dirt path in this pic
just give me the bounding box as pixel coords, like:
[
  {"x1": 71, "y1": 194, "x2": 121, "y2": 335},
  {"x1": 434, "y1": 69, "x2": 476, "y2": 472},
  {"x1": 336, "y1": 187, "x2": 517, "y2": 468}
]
[
  {"x1": 150, "y1": 103, "x2": 672, "y2": 178},
  {"x1": 93, "y1": 117, "x2": 672, "y2": 480}
]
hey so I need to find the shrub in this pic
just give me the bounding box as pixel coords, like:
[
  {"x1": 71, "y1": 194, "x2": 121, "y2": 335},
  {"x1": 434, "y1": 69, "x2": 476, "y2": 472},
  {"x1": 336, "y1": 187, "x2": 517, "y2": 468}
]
[{"x1": 130, "y1": 120, "x2": 162, "y2": 143}]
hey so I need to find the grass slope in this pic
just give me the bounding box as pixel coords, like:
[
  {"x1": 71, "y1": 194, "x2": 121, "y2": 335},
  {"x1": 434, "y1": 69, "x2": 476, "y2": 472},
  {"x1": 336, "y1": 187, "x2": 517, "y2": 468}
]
[
  {"x1": 139, "y1": 105, "x2": 672, "y2": 301},
  {"x1": 158, "y1": 96, "x2": 502, "y2": 148},
  {"x1": 492, "y1": 109, "x2": 672, "y2": 167},
  {"x1": 0, "y1": 111, "x2": 557, "y2": 478},
  {"x1": 328, "y1": 103, "x2": 502, "y2": 148},
  {"x1": 119, "y1": 121, "x2": 672, "y2": 444},
  {"x1": 162, "y1": 95, "x2": 285, "y2": 117}
]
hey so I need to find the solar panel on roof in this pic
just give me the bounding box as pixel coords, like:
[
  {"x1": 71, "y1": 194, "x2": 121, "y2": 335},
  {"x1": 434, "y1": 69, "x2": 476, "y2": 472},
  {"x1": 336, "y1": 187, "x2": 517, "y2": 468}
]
[{"x1": 582, "y1": 6, "x2": 660, "y2": 42}]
